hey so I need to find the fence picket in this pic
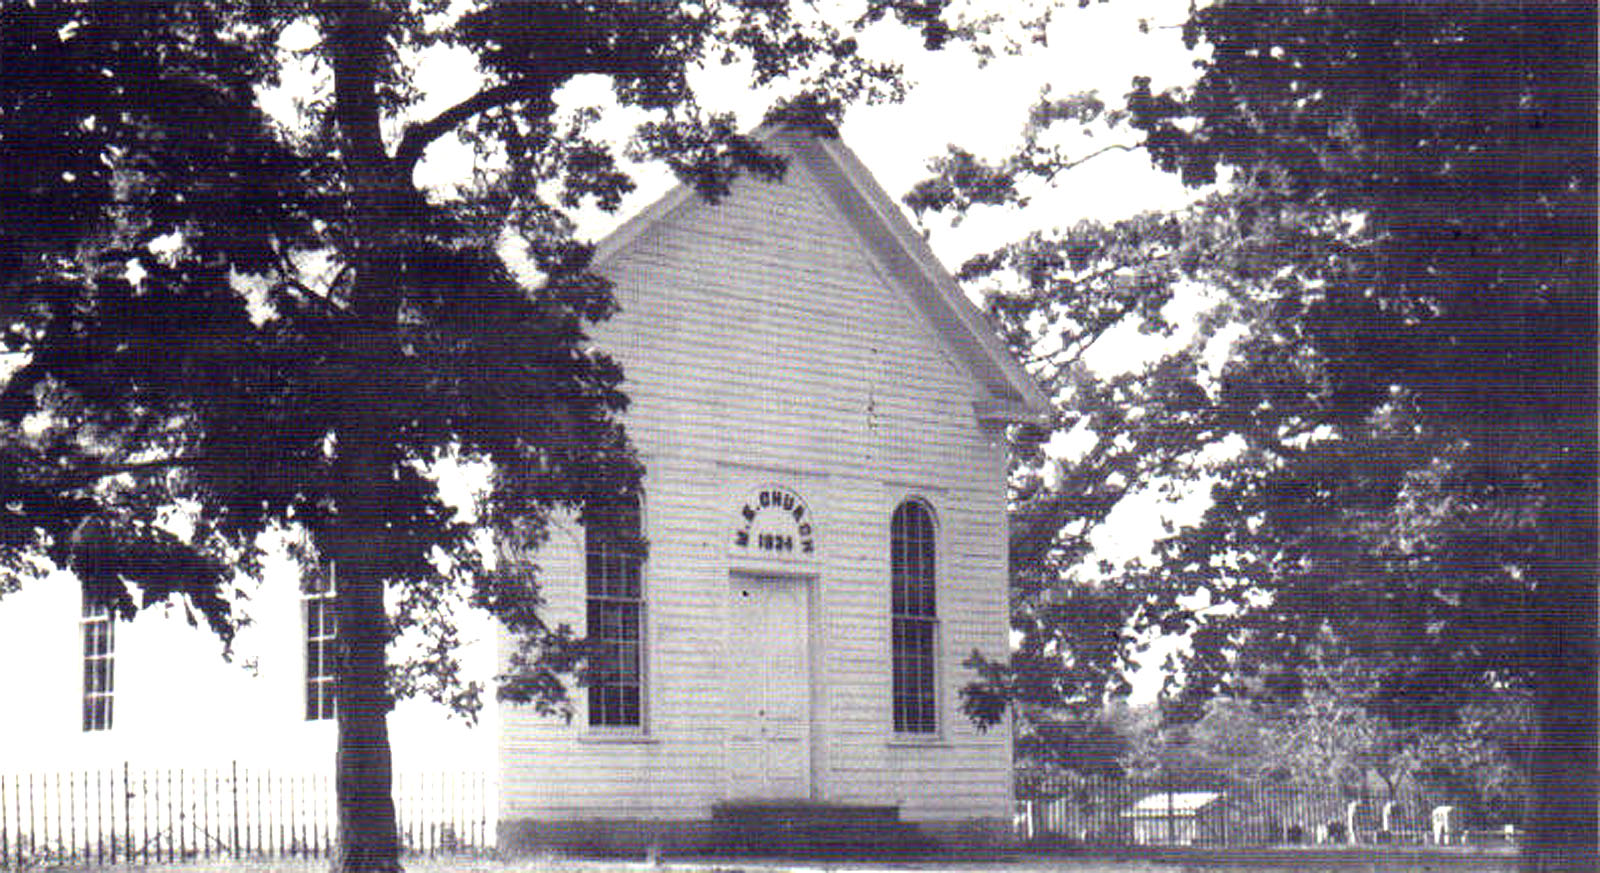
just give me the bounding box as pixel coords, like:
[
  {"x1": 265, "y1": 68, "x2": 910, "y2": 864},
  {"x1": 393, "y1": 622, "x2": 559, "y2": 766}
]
[
  {"x1": 0, "y1": 766, "x2": 492, "y2": 863},
  {"x1": 277, "y1": 771, "x2": 285, "y2": 857},
  {"x1": 252, "y1": 766, "x2": 262, "y2": 858}
]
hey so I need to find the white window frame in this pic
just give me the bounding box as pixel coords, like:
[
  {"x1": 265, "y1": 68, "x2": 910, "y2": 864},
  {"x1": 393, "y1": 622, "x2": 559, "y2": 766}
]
[
  {"x1": 81, "y1": 599, "x2": 114, "y2": 732},
  {"x1": 583, "y1": 495, "x2": 647, "y2": 733},
  {"x1": 303, "y1": 566, "x2": 337, "y2": 721},
  {"x1": 890, "y1": 497, "x2": 941, "y2": 736}
]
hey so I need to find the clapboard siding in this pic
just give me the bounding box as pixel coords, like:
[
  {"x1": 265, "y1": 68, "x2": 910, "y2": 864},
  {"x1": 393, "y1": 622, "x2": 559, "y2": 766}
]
[{"x1": 500, "y1": 134, "x2": 1015, "y2": 830}]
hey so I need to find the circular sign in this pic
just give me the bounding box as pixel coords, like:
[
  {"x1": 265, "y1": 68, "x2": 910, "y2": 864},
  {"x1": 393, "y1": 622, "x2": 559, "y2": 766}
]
[{"x1": 731, "y1": 485, "x2": 815, "y2": 557}]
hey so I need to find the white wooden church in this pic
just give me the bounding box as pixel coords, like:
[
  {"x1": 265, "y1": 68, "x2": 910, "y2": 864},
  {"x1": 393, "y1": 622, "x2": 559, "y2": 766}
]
[{"x1": 0, "y1": 127, "x2": 1049, "y2": 853}]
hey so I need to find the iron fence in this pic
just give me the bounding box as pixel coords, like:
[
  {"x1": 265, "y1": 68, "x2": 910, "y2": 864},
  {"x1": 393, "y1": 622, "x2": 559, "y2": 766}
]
[
  {"x1": 0, "y1": 764, "x2": 493, "y2": 868},
  {"x1": 1015, "y1": 773, "x2": 1519, "y2": 848}
]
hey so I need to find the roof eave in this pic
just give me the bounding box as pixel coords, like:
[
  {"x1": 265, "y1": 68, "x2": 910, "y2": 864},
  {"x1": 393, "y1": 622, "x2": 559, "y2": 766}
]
[{"x1": 805, "y1": 135, "x2": 1053, "y2": 417}]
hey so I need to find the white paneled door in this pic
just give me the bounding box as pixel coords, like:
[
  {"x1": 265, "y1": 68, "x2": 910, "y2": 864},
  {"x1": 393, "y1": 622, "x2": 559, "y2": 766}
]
[{"x1": 726, "y1": 575, "x2": 813, "y2": 800}]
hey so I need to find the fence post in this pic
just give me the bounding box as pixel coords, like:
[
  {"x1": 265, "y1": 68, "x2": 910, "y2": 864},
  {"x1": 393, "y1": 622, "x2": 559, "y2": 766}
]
[
  {"x1": 205, "y1": 770, "x2": 212, "y2": 859},
  {"x1": 254, "y1": 767, "x2": 263, "y2": 857},
  {"x1": 231, "y1": 761, "x2": 240, "y2": 859},
  {"x1": 53, "y1": 771, "x2": 62, "y2": 862},
  {"x1": 1220, "y1": 785, "x2": 1228, "y2": 847},
  {"x1": 1166, "y1": 786, "x2": 1175, "y2": 846},
  {"x1": 164, "y1": 768, "x2": 173, "y2": 862},
  {"x1": 94, "y1": 769, "x2": 102, "y2": 865},
  {"x1": 67, "y1": 770, "x2": 75, "y2": 864},
  {"x1": 249, "y1": 764, "x2": 259, "y2": 850},
  {"x1": 140, "y1": 768, "x2": 147, "y2": 865},
  {"x1": 121, "y1": 763, "x2": 129, "y2": 865}
]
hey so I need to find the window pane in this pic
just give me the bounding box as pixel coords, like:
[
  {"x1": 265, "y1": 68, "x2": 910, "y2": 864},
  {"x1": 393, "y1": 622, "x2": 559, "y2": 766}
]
[
  {"x1": 81, "y1": 608, "x2": 114, "y2": 732},
  {"x1": 622, "y1": 558, "x2": 640, "y2": 599},
  {"x1": 891, "y1": 500, "x2": 939, "y2": 736},
  {"x1": 303, "y1": 578, "x2": 337, "y2": 721},
  {"x1": 585, "y1": 497, "x2": 644, "y2": 728},
  {"x1": 620, "y1": 643, "x2": 639, "y2": 680},
  {"x1": 621, "y1": 686, "x2": 640, "y2": 725}
]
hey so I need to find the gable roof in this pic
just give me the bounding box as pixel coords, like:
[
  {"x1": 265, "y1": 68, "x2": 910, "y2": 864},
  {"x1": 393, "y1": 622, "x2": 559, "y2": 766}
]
[{"x1": 592, "y1": 126, "x2": 1053, "y2": 425}]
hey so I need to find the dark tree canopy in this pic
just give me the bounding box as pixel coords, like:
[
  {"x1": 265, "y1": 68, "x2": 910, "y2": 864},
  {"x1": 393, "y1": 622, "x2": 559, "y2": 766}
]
[
  {"x1": 921, "y1": 1, "x2": 1594, "y2": 863},
  {"x1": 0, "y1": 2, "x2": 1005, "y2": 869}
]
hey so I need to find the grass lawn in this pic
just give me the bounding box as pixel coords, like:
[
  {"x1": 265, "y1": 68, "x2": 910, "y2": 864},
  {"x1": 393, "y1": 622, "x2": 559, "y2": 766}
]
[
  {"x1": 33, "y1": 854, "x2": 1190, "y2": 873},
  {"x1": 40, "y1": 852, "x2": 1519, "y2": 873}
]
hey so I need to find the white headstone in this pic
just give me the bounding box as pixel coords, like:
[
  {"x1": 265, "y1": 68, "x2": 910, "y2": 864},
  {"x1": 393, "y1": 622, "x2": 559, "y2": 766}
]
[
  {"x1": 1431, "y1": 805, "x2": 1463, "y2": 845},
  {"x1": 1347, "y1": 800, "x2": 1376, "y2": 843},
  {"x1": 1381, "y1": 800, "x2": 1406, "y2": 834}
]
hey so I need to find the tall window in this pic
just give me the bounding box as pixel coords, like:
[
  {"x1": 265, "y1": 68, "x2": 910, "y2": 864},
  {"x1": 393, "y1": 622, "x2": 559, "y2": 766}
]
[
  {"x1": 586, "y1": 497, "x2": 644, "y2": 728},
  {"x1": 891, "y1": 500, "x2": 938, "y2": 734},
  {"x1": 82, "y1": 599, "x2": 114, "y2": 732},
  {"x1": 303, "y1": 567, "x2": 337, "y2": 721}
]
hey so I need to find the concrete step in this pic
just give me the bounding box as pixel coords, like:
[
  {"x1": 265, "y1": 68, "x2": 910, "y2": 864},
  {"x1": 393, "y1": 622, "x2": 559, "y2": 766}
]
[{"x1": 709, "y1": 801, "x2": 938, "y2": 856}]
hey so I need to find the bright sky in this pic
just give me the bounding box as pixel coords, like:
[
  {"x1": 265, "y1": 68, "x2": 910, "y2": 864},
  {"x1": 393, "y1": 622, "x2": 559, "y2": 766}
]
[{"x1": 400, "y1": 0, "x2": 1204, "y2": 267}]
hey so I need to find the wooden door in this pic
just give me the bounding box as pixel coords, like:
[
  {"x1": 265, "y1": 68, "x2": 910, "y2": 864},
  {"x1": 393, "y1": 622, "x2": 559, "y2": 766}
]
[{"x1": 726, "y1": 575, "x2": 812, "y2": 799}]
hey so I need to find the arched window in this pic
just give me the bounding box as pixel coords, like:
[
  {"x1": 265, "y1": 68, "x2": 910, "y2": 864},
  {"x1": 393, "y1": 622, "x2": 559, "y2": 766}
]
[
  {"x1": 891, "y1": 500, "x2": 937, "y2": 734},
  {"x1": 586, "y1": 496, "x2": 645, "y2": 728}
]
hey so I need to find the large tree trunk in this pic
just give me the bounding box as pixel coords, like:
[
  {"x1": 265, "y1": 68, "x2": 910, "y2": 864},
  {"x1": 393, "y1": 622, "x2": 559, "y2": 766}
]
[
  {"x1": 331, "y1": 473, "x2": 402, "y2": 873},
  {"x1": 321, "y1": 3, "x2": 411, "y2": 870}
]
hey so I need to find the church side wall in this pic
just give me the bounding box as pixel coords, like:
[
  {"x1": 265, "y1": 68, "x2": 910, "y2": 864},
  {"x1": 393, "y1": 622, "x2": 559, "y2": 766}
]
[{"x1": 0, "y1": 562, "x2": 498, "y2": 778}]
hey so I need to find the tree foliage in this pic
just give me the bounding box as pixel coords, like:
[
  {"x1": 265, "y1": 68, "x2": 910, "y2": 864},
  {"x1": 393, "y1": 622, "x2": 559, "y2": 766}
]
[
  {"x1": 1114, "y1": 681, "x2": 1532, "y2": 823},
  {"x1": 925, "y1": 2, "x2": 1593, "y2": 861},
  {"x1": 0, "y1": 2, "x2": 1001, "y2": 869}
]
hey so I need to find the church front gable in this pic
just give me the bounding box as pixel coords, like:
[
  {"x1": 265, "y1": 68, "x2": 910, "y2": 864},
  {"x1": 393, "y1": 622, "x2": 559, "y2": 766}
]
[{"x1": 594, "y1": 142, "x2": 996, "y2": 483}]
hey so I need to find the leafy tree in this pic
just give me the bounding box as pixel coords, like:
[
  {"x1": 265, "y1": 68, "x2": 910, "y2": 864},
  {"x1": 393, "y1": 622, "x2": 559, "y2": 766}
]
[
  {"x1": 928, "y1": 2, "x2": 1593, "y2": 865},
  {"x1": 0, "y1": 2, "x2": 990, "y2": 869},
  {"x1": 1114, "y1": 684, "x2": 1532, "y2": 825}
]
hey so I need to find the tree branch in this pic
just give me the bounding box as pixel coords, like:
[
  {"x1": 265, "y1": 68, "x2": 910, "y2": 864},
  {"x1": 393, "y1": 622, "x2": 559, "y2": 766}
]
[
  {"x1": 22, "y1": 454, "x2": 213, "y2": 494},
  {"x1": 394, "y1": 78, "x2": 559, "y2": 171},
  {"x1": 1040, "y1": 142, "x2": 1140, "y2": 185}
]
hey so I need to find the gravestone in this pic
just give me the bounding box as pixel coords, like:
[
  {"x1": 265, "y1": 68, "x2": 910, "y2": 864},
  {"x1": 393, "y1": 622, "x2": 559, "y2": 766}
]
[
  {"x1": 1381, "y1": 800, "x2": 1408, "y2": 841},
  {"x1": 1432, "y1": 805, "x2": 1463, "y2": 845},
  {"x1": 1346, "y1": 800, "x2": 1378, "y2": 843}
]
